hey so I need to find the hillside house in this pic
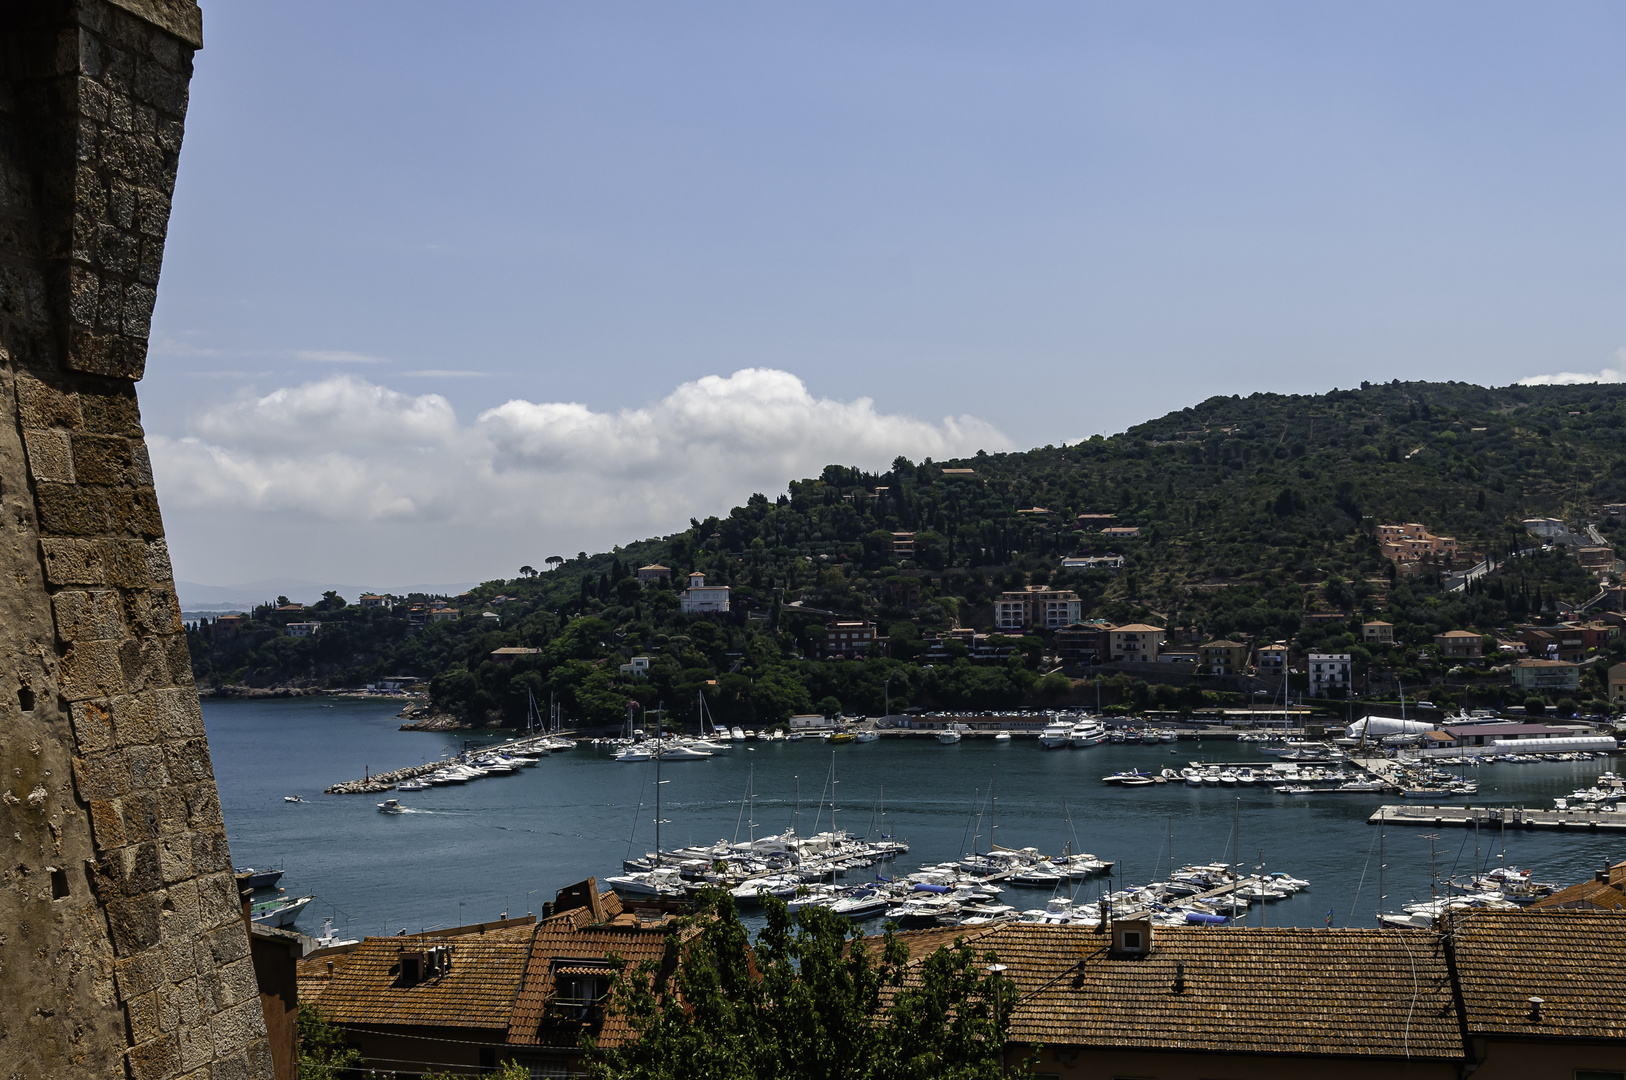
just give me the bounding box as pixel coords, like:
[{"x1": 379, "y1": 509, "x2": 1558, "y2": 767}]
[
  {"x1": 824, "y1": 621, "x2": 879, "y2": 659},
  {"x1": 1609, "y1": 663, "x2": 1626, "y2": 706},
  {"x1": 617, "y1": 656, "x2": 652, "y2": 678},
  {"x1": 491, "y1": 647, "x2": 542, "y2": 665},
  {"x1": 1060, "y1": 554, "x2": 1124, "y2": 571},
  {"x1": 358, "y1": 593, "x2": 391, "y2": 609},
  {"x1": 890, "y1": 532, "x2": 916, "y2": 556},
  {"x1": 1100, "y1": 525, "x2": 1142, "y2": 539},
  {"x1": 1362, "y1": 620, "x2": 1394, "y2": 645},
  {"x1": 285, "y1": 621, "x2": 320, "y2": 638},
  {"x1": 1255, "y1": 643, "x2": 1288, "y2": 674},
  {"x1": 429, "y1": 608, "x2": 459, "y2": 624},
  {"x1": 994, "y1": 587, "x2": 1083, "y2": 631},
  {"x1": 1378, "y1": 522, "x2": 1458, "y2": 565},
  {"x1": 1109, "y1": 624, "x2": 1164, "y2": 663},
  {"x1": 1198, "y1": 640, "x2": 1249, "y2": 676},
  {"x1": 635, "y1": 564, "x2": 671, "y2": 583},
  {"x1": 679, "y1": 572, "x2": 731, "y2": 614},
  {"x1": 1512, "y1": 659, "x2": 1580, "y2": 692},
  {"x1": 1433, "y1": 630, "x2": 1484, "y2": 660}
]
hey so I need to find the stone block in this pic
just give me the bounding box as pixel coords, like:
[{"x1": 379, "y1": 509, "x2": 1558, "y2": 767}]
[
  {"x1": 125, "y1": 988, "x2": 161, "y2": 1046},
  {"x1": 164, "y1": 877, "x2": 200, "y2": 929},
  {"x1": 67, "y1": 325, "x2": 149, "y2": 380},
  {"x1": 70, "y1": 431, "x2": 135, "y2": 484},
  {"x1": 89, "y1": 797, "x2": 129, "y2": 850},
  {"x1": 203, "y1": 922, "x2": 249, "y2": 968},
  {"x1": 120, "y1": 790, "x2": 162, "y2": 844},
  {"x1": 179, "y1": 1024, "x2": 213, "y2": 1072},
  {"x1": 72, "y1": 748, "x2": 133, "y2": 800},
  {"x1": 133, "y1": 442, "x2": 155, "y2": 486},
  {"x1": 114, "y1": 947, "x2": 164, "y2": 1000},
  {"x1": 118, "y1": 635, "x2": 164, "y2": 691},
  {"x1": 53, "y1": 587, "x2": 126, "y2": 642},
  {"x1": 117, "y1": 839, "x2": 165, "y2": 896},
  {"x1": 189, "y1": 827, "x2": 229, "y2": 874},
  {"x1": 164, "y1": 737, "x2": 213, "y2": 783},
  {"x1": 71, "y1": 698, "x2": 118, "y2": 754},
  {"x1": 111, "y1": 691, "x2": 161, "y2": 746},
  {"x1": 15, "y1": 373, "x2": 82, "y2": 429},
  {"x1": 208, "y1": 1001, "x2": 267, "y2": 1062},
  {"x1": 162, "y1": 940, "x2": 198, "y2": 986},
  {"x1": 126, "y1": 1032, "x2": 179, "y2": 1080},
  {"x1": 196, "y1": 871, "x2": 239, "y2": 930},
  {"x1": 40, "y1": 537, "x2": 110, "y2": 585},
  {"x1": 61, "y1": 638, "x2": 127, "y2": 700},
  {"x1": 163, "y1": 631, "x2": 191, "y2": 682},
  {"x1": 158, "y1": 834, "x2": 192, "y2": 883},
  {"x1": 123, "y1": 281, "x2": 157, "y2": 335},
  {"x1": 116, "y1": 483, "x2": 167, "y2": 537},
  {"x1": 181, "y1": 782, "x2": 221, "y2": 829},
  {"x1": 217, "y1": 957, "x2": 258, "y2": 1010},
  {"x1": 23, "y1": 427, "x2": 75, "y2": 481},
  {"x1": 153, "y1": 687, "x2": 203, "y2": 739},
  {"x1": 35, "y1": 480, "x2": 114, "y2": 535},
  {"x1": 106, "y1": 893, "x2": 162, "y2": 955},
  {"x1": 126, "y1": 742, "x2": 171, "y2": 789},
  {"x1": 107, "y1": 537, "x2": 154, "y2": 587},
  {"x1": 133, "y1": 588, "x2": 183, "y2": 635}
]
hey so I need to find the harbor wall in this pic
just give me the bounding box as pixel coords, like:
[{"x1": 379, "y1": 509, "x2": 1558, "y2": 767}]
[{"x1": 1, "y1": 4, "x2": 273, "y2": 1077}]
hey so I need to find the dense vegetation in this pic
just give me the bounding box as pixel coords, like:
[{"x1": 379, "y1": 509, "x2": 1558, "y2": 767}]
[
  {"x1": 585, "y1": 892, "x2": 1014, "y2": 1080},
  {"x1": 187, "y1": 380, "x2": 1626, "y2": 724}
]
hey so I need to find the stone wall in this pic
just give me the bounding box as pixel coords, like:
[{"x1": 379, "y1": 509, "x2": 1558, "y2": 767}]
[{"x1": 1, "y1": 2, "x2": 273, "y2": 1077}]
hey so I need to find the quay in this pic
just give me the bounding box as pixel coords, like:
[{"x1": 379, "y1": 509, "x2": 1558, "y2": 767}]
[
  {"x1": 1369, "y1": 803, "x2": 1626, "y2": 832},
  {"x1": 324, "y1": 732, "x2": 559, "y2": 794}
]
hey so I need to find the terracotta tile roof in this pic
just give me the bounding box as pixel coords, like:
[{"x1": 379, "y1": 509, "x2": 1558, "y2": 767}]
[
  {"x1": 974, "y1": 925, "x2": 1464, "y2": 1059},
  {"x1": 506, "y1": 897, "x2": 679, "y2": 1049},
  {"x1": 296, "y1": 944, "x2": 362, "y2": 1005},
  {"x1": 1530, "y1": 867, "x2": 1626, "y2": 912},
  {"x1": 1451, "y1": 910, "x2": 1626, "y2": 1041},
  {"x1": 312, "y1": 924, "x2": 535, "y2": 1031}
]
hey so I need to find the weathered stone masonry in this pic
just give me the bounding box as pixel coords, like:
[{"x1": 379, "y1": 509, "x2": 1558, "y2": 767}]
[{"x1": 2, "y1": 3, "x2": 272, "y2": 1078}]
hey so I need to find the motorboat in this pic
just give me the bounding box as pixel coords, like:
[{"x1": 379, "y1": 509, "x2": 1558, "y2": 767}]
[
  {"x1": 235, "y1": 867, "x2": 283, "y2": 891},
  {"x1": 615, "y1": 746, "x2": 654, "y2": 762},
  {"x1": 688, "y1": 738, "x2": 733, "y2": 752},
  {"x1": 828, "y1": 731, "x2": 856, "y2": 744},
  {"x1": 938, "y1": 724, "x2": 966, "y2": 744},
  {"x1": 604, "y1": 867, "x2": 687, "y2": 898},
  {"x1": 992, "y1": 732, "x2": 1012, "y2": 742},
  {"x1": 854, "y1": 730, "x2": 880, "y2": 743},
  {"x1": 283, "y1": 795, "x2": 303, "y2": 803},
  {"x1": 397, "y1": 779, "x2": 430, "y2": 792},
  {"x1": 314, "y1": 916, "x2": 360, "y2": 949},
  {"x1": 730, "y1": 727, "x2": 747, "y2": 741},
  {"x1": 251, "y1": 894, "x2": 313, "y2": 928},
  {"x1": 377, "y1": 798, "x2": 405, "y2": 814}
]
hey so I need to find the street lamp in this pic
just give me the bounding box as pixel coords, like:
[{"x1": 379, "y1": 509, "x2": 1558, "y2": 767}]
[{"x1": 985, "y1": 964, "x2": 1009, "y2": 1073}]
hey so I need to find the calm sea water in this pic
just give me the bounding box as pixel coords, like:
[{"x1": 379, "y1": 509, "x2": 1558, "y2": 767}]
[{"x1": 204, "y1": 698, "x2": 1623, "y2": 940}]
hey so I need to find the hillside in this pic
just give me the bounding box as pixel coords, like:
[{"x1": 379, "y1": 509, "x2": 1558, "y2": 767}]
[{"x1": 186, "y1": 379, "x2": 1626, "y2": 726}]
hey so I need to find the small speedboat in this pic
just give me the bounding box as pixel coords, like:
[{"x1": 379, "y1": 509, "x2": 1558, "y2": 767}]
[
  {"x1": 283, "y1": 795, "x2": 303, "y2": 803},
  {"x1": 235, "y1": 867, "x2": 283, "y2": 891},
  {"x1": 377, "y1": 798, "x2": 405, "y2": 814},
  {"x1": 993, "y1": 732, "x2": 1012, "y2": 742},
  {"x1": 854, "y1": 730, "x2": 880, "y2": 743}
]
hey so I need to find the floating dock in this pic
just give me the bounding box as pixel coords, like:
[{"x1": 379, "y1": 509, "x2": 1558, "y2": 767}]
[{"x1": 1369, "y1": 803, "x2": 1626, "y2": 832}]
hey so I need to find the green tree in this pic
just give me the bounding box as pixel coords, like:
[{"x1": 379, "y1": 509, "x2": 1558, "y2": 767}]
[
  {"x1": 295, "y1": 1004, "x2": 363, "y2": 1079},
  {"x1": 586, "y1": 891, "x2": 1013, "y2": 1080}
]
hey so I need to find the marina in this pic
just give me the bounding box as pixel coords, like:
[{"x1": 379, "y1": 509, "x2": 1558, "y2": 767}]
[{"x1": 210, "y1": 697, "x2": 1623, "y2": 939}]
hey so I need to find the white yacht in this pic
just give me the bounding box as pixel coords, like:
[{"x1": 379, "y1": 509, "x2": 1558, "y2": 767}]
[
  {"x1": 655, "y1": 743, "x2": 713, "y2": 761},
  {"x1": 1069, "y1": 719, "x2": 1107, "y2": 747},
  {"x1": 1039, "y1": 719, "x2": 1073, "y2": 749},
  {"x1": 937, "y1": 724, "x2": 965, "y2": 744},
  {"x1": 614, "y1": 745, "x2": 653, "y2": 762},
  {"x1": 376, "y1": 798, "x2": 405, "y2": 814},
  {"x1": 730, "y1": 726, "x2": 747, "y2": 741}
]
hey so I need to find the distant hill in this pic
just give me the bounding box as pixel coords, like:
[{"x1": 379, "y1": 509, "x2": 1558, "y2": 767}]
[
  {"x1": 177, "y1": 578, "x2": 479, "y2": 612},
  {"x1": 186, "y1": 380, "x2": 1626, "y2": 725}
]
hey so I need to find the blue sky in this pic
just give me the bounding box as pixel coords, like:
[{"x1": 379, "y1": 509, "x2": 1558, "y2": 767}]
[{"x1": 147, "y1": 1, "x2": 1626, "y2": 589}]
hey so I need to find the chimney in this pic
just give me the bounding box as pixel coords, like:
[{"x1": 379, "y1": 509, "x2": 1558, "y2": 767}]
[{"x1": 1111, "y1": 917, "x2": 1153, "y2": 957}]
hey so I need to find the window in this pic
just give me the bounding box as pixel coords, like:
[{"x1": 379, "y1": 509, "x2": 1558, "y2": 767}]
[{"x1": 1122, "y1": 931, "x2": 1142, "y2": 950}]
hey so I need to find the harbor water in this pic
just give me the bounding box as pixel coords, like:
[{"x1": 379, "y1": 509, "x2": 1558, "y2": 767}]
[{"x1": 206, "y1": 698, "x2": 1623, "y2": 940}]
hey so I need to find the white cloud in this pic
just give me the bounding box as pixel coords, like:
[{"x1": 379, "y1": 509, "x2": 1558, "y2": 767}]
[
  {"x1": 403, "y1": 369, "x2": 489, "y2": 378},
  {"x1": 149, "y1": 369, "x2": 1010, "y2": 578},
  {"x1": 1517, "y1": 349, "x2": 1626, "y2": 386},
  {"x1": 294, "y1": 349, "x2": 391, "y2": 365}
]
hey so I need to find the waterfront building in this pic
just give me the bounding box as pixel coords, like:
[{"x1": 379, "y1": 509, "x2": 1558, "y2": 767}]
[
  {"x1": 1607, "y1": 662, "x2": 1626, "y2": 706},
  {"x1": 1197, "y1": 639, "x2": 1248, "y2": 675},
  {"x1": 1307, "y1": 653, "x2": 1351, "y2": 696}
]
